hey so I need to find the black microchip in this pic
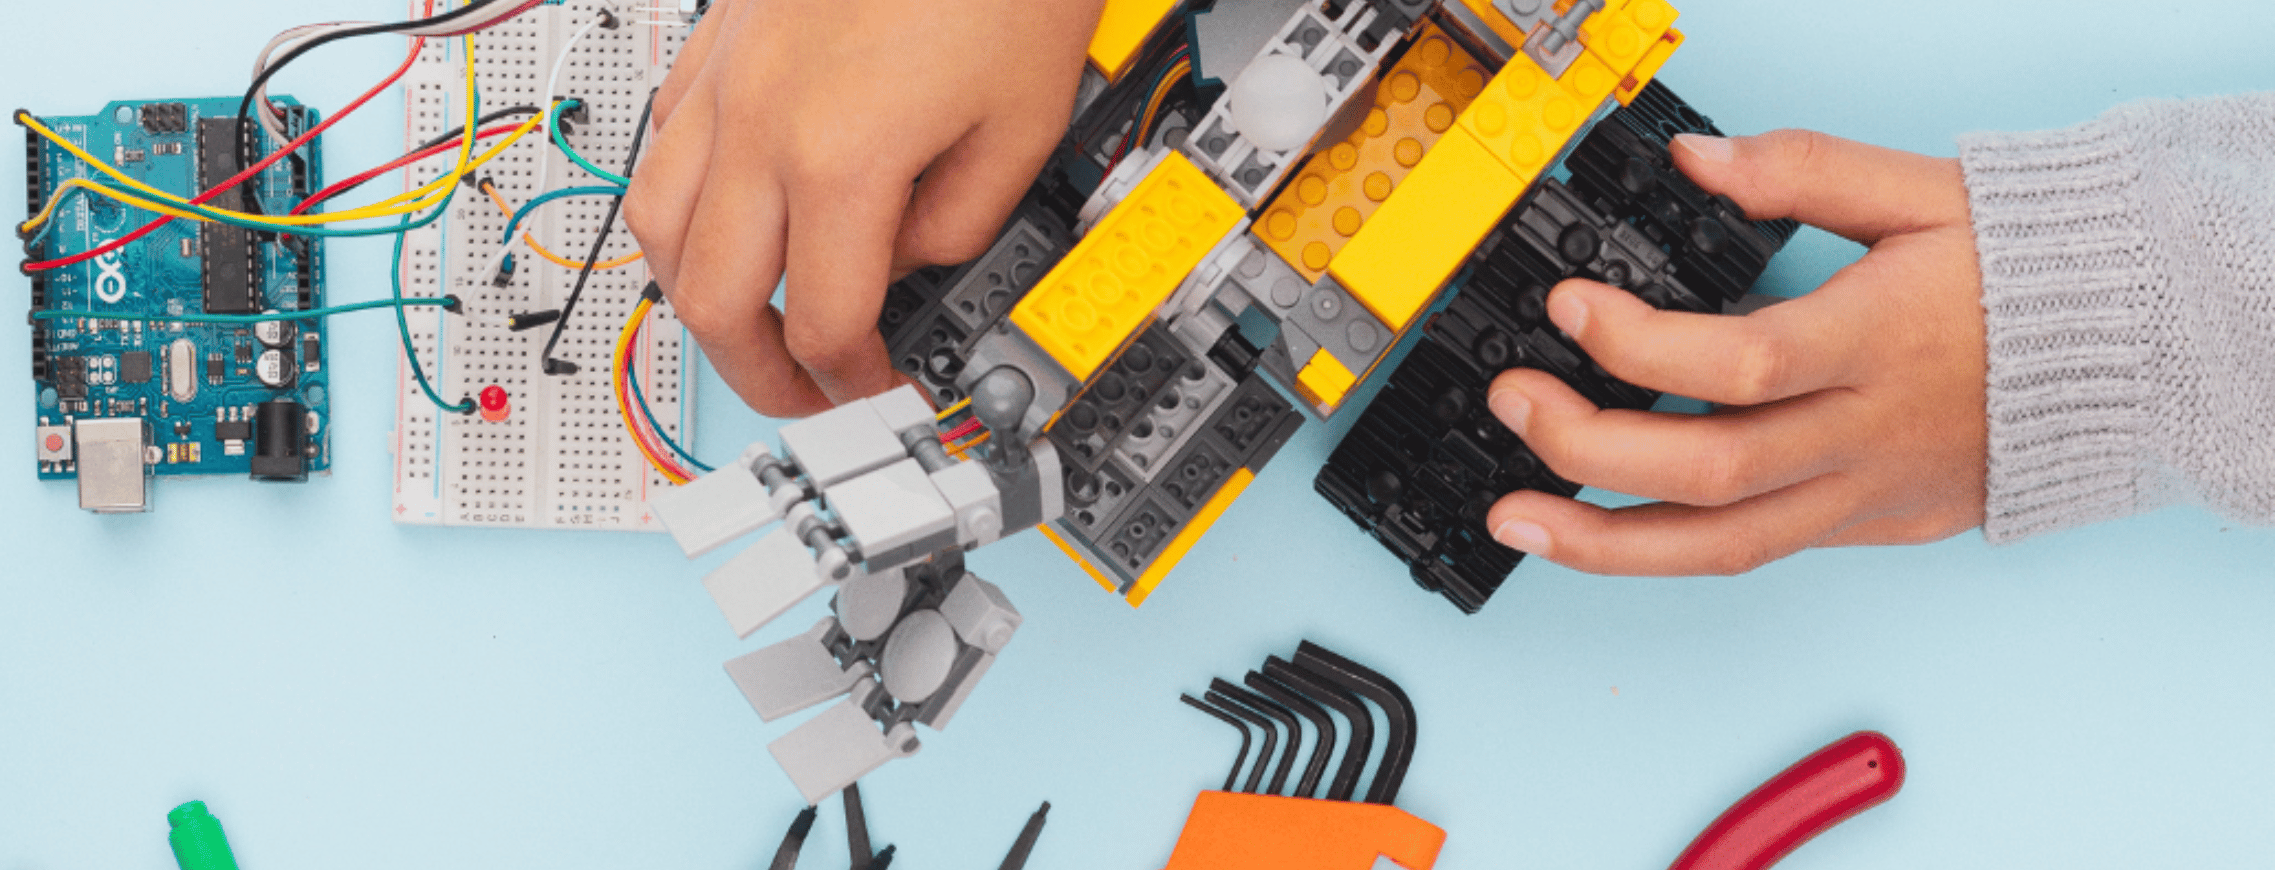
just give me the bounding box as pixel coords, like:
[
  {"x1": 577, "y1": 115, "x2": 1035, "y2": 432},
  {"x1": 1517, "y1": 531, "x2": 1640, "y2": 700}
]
[
  {"x1": 205, "y1": 353, "x2": 225, "y2": 383},
  {"x1": 234, "y1": 342, "x2": 253, "y2": 365},
  {"x1": 215, "y1": 419, "x2": 252, "y2": 442},
  {"x1": 196, "y1": 118, "x2": 261, "y2": 315},
  {"x1": 121, "y1": 350, "x2": 153, "y2": 384},
  {"x1": 53, "y1": 356, "x2": 88, "y2": 399}
]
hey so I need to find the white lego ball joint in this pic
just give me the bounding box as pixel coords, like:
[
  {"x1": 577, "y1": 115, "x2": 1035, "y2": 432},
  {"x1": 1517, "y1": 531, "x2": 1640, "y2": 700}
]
[{"x1": 1228, "y1": 52, "x2": 1329, "y2": 152}]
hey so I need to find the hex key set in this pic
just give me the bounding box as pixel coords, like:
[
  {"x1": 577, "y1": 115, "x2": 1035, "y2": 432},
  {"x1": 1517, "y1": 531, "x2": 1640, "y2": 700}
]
[{"x1": 1167, "y1": 641, "x2": 1441, "y2": 870}]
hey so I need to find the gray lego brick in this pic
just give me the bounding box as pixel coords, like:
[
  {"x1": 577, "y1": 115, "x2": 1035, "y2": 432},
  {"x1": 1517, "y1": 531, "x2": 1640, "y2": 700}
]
[
  {"x1": 1093, "y1": 493, "x2": 1184, "y2": 582},
  {"x1": 1053, "y1": 367, "x2": 1302, "y2": 587},
  {"x1": 867, "y1": 385, "x2": 936, "y2": 436},
  {"x1": 1045, "y1": 325, "x2": 1201, "y2": 473},
  {"x1": 1438, "y1": 0, "x2": 1518, "y2": 62},
  {"x1": 887, "y1": 308, "x2": 973, "y2": 409},
  {"x1": 1112, "y1": 358, "x2": 1236, "y2": 478},
  {"x1": 856, "y1": 527, "x2": 962, "y2": 578},
  {"x1": 1494, "y1": 0, "x2": 1558, "y2": 32},
  {"x1": 929, "y1": 460, "x2": 1004, "y2": 545},
  {"x1": 990, "y1": 436, "x2": 1064, "y2": 537},
  {"x1": 1367, "y1": 0, "x2": 1434, "y2": 30},
  {"x1": 878, "y1": 265, "x2": 953, "y2": 351},
  {"x1": 824, "y1": 458, "x2": 958, "y2": 560},
  {"x1": 1210, "y1": 372, "x2": 1307, "y2": 469},
  {"x1": 1059, "y1": 452, "x2": 1146, "y2": 545},
  {"x1": 1156, "y1": 434, "x2": 1238, "y2": 514},
  {"x1": 1281, "y1": 276, "x2": 1395, "y2": 388},
  {"x1": 939, "y1": 574, "x2": 1021, "y2": 654},
  {"x1": 1056, "y1": 371, "x2": 1307, "y2": 587},
  {"x1": 1221, "y1": 233, "x2": 1309, "y2": 320},
  {"x1": 779, "y1": 398, "x2": 907, "y2": 489},
  {"x1": 936, "y1": 217, "x2": 1065, "y2": 333},
  {"x1": 1193, "y1": 0, "x2": 1311, "y2": 84}
]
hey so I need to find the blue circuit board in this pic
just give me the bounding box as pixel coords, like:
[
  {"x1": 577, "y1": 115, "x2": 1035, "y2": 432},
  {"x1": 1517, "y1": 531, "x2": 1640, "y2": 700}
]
[{"x1": 24, "y1": 96, "x2": 330, "y2": 496}]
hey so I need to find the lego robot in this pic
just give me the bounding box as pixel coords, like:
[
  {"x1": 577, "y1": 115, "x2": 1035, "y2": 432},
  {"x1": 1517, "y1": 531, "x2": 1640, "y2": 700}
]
[{"x1": 656, "y1": 0, "x2": 1799, "y2": 796}]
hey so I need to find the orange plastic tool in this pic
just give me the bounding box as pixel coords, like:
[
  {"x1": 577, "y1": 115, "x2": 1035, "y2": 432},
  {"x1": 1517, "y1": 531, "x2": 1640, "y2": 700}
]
[{"x1": 1160, "y1": 791, "x2": 1445, "y2": 870}]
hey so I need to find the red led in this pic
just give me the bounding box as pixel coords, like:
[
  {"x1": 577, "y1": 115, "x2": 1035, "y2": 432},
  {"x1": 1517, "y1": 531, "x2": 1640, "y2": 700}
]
[{"x1": 479, "y1": 385, "x2": 511, "y2": 422}]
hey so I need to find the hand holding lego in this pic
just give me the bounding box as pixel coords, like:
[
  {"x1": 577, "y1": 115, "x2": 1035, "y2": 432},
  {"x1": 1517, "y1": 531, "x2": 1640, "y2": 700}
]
[
  {"x1": 626, "y1": 0, "x2": 1105, "y2": 416},
  {"x1": 1485, "y1": 130, "x2": 1989, "y2": 575}
]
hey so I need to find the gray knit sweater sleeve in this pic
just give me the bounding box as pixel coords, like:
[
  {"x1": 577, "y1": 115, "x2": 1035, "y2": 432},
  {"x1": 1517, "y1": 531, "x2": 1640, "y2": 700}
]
[{"x1": 1959, "y1": 93, "x2": 2275, "y2": 543}]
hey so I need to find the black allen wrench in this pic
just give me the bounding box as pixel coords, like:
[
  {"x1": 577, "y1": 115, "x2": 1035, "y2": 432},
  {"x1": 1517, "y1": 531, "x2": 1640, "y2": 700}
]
[
  {"x1": 1179, "y1": 642, "x2": 1417, "y2": 808},
  {"x1": 1210, "y1": 679, "x2": 1300, "y2": 796}
]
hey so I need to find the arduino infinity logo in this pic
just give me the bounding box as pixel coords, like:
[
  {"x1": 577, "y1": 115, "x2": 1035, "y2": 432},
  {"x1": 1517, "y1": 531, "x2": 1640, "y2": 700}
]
[{"x1": 93, "y1": 240, "x2": 127, "y2": 304}]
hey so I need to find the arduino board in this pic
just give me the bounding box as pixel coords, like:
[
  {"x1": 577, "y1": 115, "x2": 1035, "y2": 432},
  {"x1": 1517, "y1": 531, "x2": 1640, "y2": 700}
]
[{"x1": 23, "y1": 97, "x2": 330, "y2": 512}]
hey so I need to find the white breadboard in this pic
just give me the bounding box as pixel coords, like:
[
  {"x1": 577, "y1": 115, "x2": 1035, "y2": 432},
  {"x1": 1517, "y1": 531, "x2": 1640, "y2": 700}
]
[{"x1": 391, "y1": 0, "x2": 693, "y2": 531}]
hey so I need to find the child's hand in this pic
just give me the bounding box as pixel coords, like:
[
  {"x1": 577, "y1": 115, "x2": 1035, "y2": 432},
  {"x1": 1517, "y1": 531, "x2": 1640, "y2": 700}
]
[
  {"x1": 1484, "y1": 131, "x2": 1989, "y2": 575},
  {"x1": 625, "y1": 0, "x2": 1105, "y2": 416}
]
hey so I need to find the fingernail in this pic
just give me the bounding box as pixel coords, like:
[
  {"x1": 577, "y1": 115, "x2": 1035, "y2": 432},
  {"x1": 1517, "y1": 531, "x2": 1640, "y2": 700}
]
[
  {"x1": 1546, "y1": 291, "x2": 1589, "y2": 339},
  {"x1": 1488, "y1": 389, "x2": 1531, "y2": 436},
  {"x1": 1493, "y1": 519, "x2": 1552, "y2": 555},
  {"x1": 1674, "y1": 133, "x2": 1734, "y2": 164}
]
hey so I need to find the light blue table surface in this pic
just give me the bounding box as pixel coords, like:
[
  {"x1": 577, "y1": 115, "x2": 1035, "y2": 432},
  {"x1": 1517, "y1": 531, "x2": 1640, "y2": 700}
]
[{"x1": 7, "y1": 2, "x2": 2274, "y2": 868}]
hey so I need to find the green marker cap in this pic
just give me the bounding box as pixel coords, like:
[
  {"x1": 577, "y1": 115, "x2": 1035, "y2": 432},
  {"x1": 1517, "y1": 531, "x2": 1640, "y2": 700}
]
[{"x1": 167, "y1": 800, "x2": 242, "y2": 870}]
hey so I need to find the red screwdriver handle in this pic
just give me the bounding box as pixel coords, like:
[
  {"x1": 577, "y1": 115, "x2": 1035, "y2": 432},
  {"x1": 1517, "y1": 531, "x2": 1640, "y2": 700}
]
[{"x1": 1667, "y1": 731, "x2": 1904, "y2": 870}]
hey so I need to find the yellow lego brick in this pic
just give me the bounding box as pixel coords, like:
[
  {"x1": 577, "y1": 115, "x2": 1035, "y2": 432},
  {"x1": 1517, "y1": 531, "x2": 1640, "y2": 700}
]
[
  {"x1": 1010, "y1": 152, "x2": 1242, "y2": 381},
  {"x1": 1294, "y1": 348, "x2": 1359, "y2": 410},
  {"x1": 1257, "y1": 21, "x2": 1490, "y2": 282},
  {"x1": 1614, "y1": 26, "x2": 1684, "y2": 105},
  {"x1": 1127, "y1": 468, "x2": 1255, "y2": 607},
  {"x1": 1459, "y1": 50, "x2": 1620, "y2": 182},
  {"x1": 1040, "y1": 524, "x2": 1123, "y2": 593},
  {"x1": 1328, "y1": 124, "x2": 1525, "y2": 332},
  {"x1": 1089, "y1": 0, "x2": 1180, "y2": 82},
  {"x1": 1580, "y1": 0, "x2": 1678, "y2": 77}
]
